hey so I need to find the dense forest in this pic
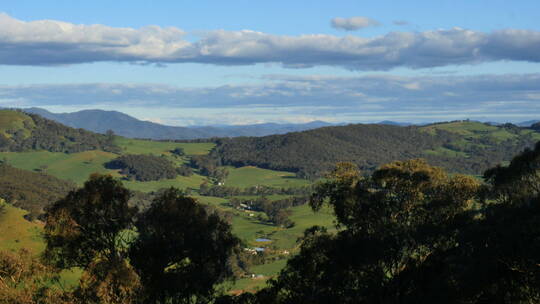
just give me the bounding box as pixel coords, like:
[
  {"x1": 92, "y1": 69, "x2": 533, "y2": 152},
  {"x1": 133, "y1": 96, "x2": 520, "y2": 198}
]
[
  {"x1": 212, "y1": 122, "x2": 540, "y2": 178},
  {"x1": 0, "y1": 110, "x2": 119, "y2": 153}
]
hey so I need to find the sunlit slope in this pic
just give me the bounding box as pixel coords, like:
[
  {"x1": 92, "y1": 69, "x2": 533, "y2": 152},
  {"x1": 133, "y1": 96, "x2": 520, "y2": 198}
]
[
  {"x1": 0, "y1": 109, "x2": 117, "y2": 153},
  {"x1": 0, "y1": 110, "x2": 35, "y2": 139},
  {"x1": 0, "y1": 203, "x2": 44, "y2": 253},
  {"x1": 420, "y1": 121, "x2": 540, "y2": 158}
]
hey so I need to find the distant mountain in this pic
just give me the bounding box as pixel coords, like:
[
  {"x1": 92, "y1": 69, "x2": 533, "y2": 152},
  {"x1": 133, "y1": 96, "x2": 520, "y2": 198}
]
[
  {"x1": 517, "y1": 120, "x2": 540, "y2": 127},
  {"x1": 376, "y1": 120, "x2": 412, "y2": 126},
  {"x1": 22, "y1": 108, "x2": 334, "y2": 140}
]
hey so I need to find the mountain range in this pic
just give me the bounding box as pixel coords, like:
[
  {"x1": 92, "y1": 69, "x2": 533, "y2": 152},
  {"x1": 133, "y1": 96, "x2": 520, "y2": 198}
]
[
  {"x1": 10, "y1": 107, "x2": 538, "y2": 140},
  {"x1": 22, "y1": 108, "x2": 336, "y2": 140}
]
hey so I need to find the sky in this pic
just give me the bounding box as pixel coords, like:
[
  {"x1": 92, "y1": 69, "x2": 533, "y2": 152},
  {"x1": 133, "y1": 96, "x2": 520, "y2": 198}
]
[{"x1": 0, "y1": 0, "x2": 539, "y2": 126}]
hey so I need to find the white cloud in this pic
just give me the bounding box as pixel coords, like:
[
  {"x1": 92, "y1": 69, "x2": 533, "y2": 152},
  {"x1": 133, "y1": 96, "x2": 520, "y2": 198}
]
[
  {"x1": 0, "y1": 13, "x2": 539, "y2": 70},
  {"x1": 331, "y1": 16, "x2": 381, "y2": 31},
  {"x1": 2, "y1": 73, "x2": 540, "y2": 124}
]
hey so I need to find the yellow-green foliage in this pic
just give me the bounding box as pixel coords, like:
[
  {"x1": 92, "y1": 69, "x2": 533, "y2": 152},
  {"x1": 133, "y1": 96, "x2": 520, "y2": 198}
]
[
  {"x1": 0, "y1": 110, "x2": 34, "y2": 139},
  {"x1": 421, "y1": 121, "x2": 495, "y2": 134}
]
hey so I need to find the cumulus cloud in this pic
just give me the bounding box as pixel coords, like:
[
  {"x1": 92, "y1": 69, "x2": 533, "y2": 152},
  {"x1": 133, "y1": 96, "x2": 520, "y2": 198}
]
[
  {"x1": 2, "y1": 73, "x2": 540, "y2": 124},
  {"x1": 1, "y1": 13, "x2": 540, "y2": 70},
  {"x1": 331, "y1": 16, "x2": 381, "y2": 31}
]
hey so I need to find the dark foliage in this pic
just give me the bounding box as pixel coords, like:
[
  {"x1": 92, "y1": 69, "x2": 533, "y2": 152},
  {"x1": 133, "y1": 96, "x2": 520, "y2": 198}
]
[
  {"x1": 170, "y1": 147, "x2": 185, "y2": 156},
  {"x1": 0, "y1": 111, "x2": 120, "y2": 153},
  {"x1": 43, "y1": 175, "x2": 239, "y2": 304},
  {"x1": 227, "y1": 146, "x2": 540, "y2": 303},
  {"x1": 0, "y1": 163, "x2": 75, "y2": 219},
  {"x1": 130, "y1": 188, "x2": 240, "y2": 304},
  {"x1": 176, "y1": 165, "x2": 194, "y2": 177},
  {"x1": 106, "y1": 154, "x2": 178, "y2": 181},
  {"x1": 43, "y1": 174, "x2": 137, "y2": 270},
  {"x1": 190, "y1": 155, "x2": 219, "y2": 175}
]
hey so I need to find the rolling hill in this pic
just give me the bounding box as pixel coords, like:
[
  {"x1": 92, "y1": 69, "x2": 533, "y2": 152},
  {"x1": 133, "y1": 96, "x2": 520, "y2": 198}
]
[
  {"x1": 0, "y1": 109, "x2": 119, "y2": 153},
  {"x1": 211, "y1": 121, "x2": 540, "y2": 178}
]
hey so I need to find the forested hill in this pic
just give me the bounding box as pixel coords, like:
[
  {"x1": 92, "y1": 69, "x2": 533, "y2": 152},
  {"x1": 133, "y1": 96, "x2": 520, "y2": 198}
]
[
  {"x1": 211, "y1": 121, "x2": 540, "y2": 178},
  {"x1": 0, "y1": 110, "x2": 119, "y2": 153}
]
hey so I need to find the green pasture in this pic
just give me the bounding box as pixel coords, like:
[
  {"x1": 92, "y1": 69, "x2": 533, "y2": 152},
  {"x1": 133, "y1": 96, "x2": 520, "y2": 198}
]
[
  {"x1": 0, "y1": 150, "x2": 120, "y2": 185},
  {"x1": 0, "y1": 202, "x2": 82, "y2": 289},
  {"x1": 115, "y1": 137, "x2": 214, "y2": 156},
  {"x1": 123, "y1": 174, "x2": 207, "y2": 193},
  {"x1": 228, "y1": 259, "x2": 289, "y2": 293},
  {"x1": 225, "y1": 166, "x2": 310, "y2": 188},
  {"x1": 0, "y1": 203, "x2": 44, "y2": 253},
  {"x1": 230, "y1": 202, "x2": 334, "y2": 250},
  {"x1": 421, "y1": 121, "x2": 540, "y2": 143}
]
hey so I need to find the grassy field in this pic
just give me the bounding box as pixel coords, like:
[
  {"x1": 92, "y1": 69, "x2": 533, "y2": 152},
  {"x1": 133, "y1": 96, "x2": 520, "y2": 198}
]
[
  {"x1": 0, "y1": 202, "x2": 82, "y2": 288},
  {"x1": 115, "y1": 137, "x2": 214, "y2": 156},
  {"x1": 0, "y1": 151, "x2": 120, "y2": 185},
  {"x1": 421, "y1": 121, "x2": 540, "y2": 143},
  {"x1": 0, "y1": 203, "x2": 44, "y2": 253},
  {"x1": 0, "y1": 136, "x2": 215, "y2": 188},
  {"x1": 123, "y1": 174, "x2": 207, "y2": 192},
  {"x1": 225, "y1": 166, "x2": 310, "y2": 188},
  {"x1": 420, "y1": 121, "x2": 540, "y2": 158},
  {"x1": 229, "y1": 259, "x2": 289, "y2": 293}
]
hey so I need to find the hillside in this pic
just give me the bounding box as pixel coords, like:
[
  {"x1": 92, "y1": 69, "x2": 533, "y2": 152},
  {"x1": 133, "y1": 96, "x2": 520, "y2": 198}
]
[
  {"x1": 22, "y1": 108, "x2": 334, "y2": 139},
  {"x1": 212, "y1": 121, "x2": 540, "y2": 178},
  {"x1": 0, "y1": 110, "x2": 119, "y2": 153},
  {"x1": 0, "y1": 163, "x2": 76, "y2": 218}
]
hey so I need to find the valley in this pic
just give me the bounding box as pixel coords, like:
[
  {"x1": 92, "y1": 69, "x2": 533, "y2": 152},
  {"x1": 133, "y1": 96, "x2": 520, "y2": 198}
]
[{"x1": 1, "y1": 109, "x2": 540, "y2": 294}]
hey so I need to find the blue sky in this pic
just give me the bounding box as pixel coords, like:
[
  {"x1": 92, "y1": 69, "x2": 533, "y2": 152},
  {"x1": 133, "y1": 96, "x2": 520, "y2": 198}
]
[{"x1": 0, "y1": 0, "x2": 539, "y2": 125}]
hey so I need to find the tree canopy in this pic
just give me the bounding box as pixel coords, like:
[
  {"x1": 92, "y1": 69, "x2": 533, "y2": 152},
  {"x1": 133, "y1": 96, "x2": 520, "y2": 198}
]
[
  {"x1": 130, "y1": 188, "x2": 239, "y2": 304},
  {"x1": 43, "y1": 174, "x2": 239, "y2": 304}
]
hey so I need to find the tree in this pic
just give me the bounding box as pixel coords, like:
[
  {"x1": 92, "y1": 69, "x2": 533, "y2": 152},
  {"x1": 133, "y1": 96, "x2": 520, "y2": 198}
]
[
  {"x1": 0, "y1": 249, "x2": 73, "y2": 304},
  {"x1": 265, "y1": 159, "x2": 480, "y2": 303},
  {"x1": 129, "y1": 188, "x2": 239, "y2": 304},
  {"x1": 43, "y1": 174, "x2": 140, "y2": 303},
  {"x1": 105, "y1": 129, "x2": 115, "y2": 146},
  {"x1": 452, "y1": 142, "x2": 540, "y2": 303},
  {"x1": 171, "y1": 147, "x2": 185, "y2": 157},
  {"x1": 211, "y1": 167, "x2": 229, "y2": 185},
  {"x1": 0, "y1": 197, "x2": 5, "y2": 215}
]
